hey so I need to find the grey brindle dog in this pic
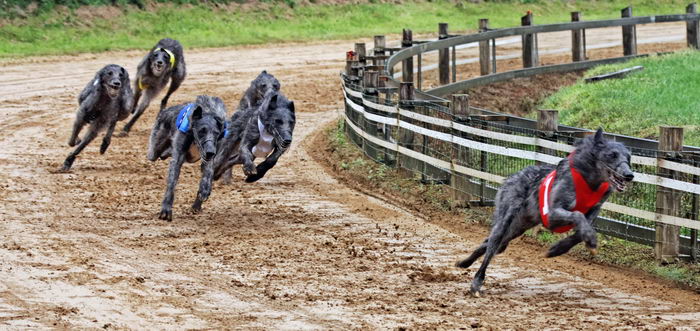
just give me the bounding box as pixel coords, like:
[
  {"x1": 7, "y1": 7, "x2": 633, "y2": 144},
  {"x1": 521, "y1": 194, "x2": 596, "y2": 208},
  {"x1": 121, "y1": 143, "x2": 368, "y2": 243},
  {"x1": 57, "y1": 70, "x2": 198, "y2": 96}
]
[
  {"x1": 455, "y1": 129, "x2": 634, "y2": 296},
  {"x1": 120, "y1": 38, "x2": 186, "y2": 136},
  {"x1": 60, "y1": 64, "x2": 133, "y2": 172},
  {"x1": 221, "y1": 70, "x2": 281, "y2": 184},
  {"x1": 147, "y1": 95, "x2": 228, "y2": 221},
  {"x1": 213, "y1": 91, "x2": 295, "y2": 183}
]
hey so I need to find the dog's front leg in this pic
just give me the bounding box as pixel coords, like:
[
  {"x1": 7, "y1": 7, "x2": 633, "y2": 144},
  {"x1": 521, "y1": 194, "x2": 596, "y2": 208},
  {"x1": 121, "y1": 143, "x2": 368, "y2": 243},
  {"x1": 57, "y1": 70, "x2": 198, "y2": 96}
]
[
  {"x1": 239, "y1": 139, "x2": 258, "y2": 177},
  {"x1": 245, "y1": 147, "x2": 286, "y2": 183},
  {"x1": 192, "y1": 160, "x2": 215, "y2": 213},
  {"x1": 68, "y1": 109, "x2": 87, "y2": 147},
  {"x1": 547, "y1": 208, "x2": 597, "y2": 252},
  {"x1": 160, "y1": 73, "x2": 184, "y2": 111},
  {"x1": 60, "y1": 123, "x2": 99, "y2": 172},
  {"x1": 547, "y1": 201, "x2": 606, "y2": 257},
  {"x1": 121, "y1": 89, "x2": 154, "y2": 136},
  {"x1": 159, "y1": 136, "x2": 187, "y2": 221},
  {"x1": 100, "y1": 115, "x2": 118, "y2": 154}
]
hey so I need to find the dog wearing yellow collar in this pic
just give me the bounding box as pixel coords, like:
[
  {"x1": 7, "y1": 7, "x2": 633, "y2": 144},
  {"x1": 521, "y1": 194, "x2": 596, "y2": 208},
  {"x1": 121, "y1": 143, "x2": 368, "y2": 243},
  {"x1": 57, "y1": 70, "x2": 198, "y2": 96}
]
[{"x1": 120, "y1": 38, "x2": 186, "y2": 136}]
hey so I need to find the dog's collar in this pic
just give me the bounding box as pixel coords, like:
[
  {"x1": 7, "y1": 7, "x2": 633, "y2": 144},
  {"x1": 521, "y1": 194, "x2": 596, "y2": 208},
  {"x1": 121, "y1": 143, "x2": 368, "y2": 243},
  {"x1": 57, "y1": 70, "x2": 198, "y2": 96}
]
[
  {"x1": 138, "y1": 77, "x2": 149, "y2": 90},
  {"x1": 155, "y1": 47, "x2": 176, "y2": 68},
  {"x1": 176, "y1": 103, "x2": 196, "y2": 133}
]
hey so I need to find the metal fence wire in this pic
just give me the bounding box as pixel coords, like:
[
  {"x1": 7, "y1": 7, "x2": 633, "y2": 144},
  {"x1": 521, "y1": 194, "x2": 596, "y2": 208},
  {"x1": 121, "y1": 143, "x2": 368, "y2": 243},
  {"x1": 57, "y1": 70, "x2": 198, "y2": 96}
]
[{"x1": 341, "y1": 74, "x2": 700, "y2": 260}]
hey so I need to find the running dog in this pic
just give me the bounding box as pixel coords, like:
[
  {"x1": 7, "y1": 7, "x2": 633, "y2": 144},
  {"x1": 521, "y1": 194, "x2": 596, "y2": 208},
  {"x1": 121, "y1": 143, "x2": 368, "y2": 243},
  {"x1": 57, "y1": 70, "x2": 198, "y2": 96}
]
[
  {"x1": 147, "y1": 95, "x2": 228, "y2": 221},
  {"x1": 121, "y1": 38, "x2": 186, "y2": 135},
  {"x1": 213, "y1": 91, "x2": 295, "y2": 183},
  {"x1": 455, "y1": 128, "x2": 634, "y2": 296},
  {"x1": 60, "y1": 64, "x2": 133, "y2": 172},
  {"x1": 221, "y1": 70, "x2": 281, "y2": 184}
]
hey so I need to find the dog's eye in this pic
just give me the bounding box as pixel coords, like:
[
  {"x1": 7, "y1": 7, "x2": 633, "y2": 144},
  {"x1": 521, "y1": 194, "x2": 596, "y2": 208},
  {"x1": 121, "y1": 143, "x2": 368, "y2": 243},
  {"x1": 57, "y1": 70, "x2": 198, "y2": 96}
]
[
  {"x1": 275, "y1": 119, "x2": 283, "y2": 125},
  {"x1": 609, "y1": 152, "x2": 619, "y2": 158}
]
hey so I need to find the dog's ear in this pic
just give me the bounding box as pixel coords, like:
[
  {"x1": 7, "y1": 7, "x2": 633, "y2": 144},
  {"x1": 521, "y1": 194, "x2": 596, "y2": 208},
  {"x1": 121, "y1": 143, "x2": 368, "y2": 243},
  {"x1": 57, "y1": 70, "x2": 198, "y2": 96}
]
[
  {"x1": 192, "y1": 105, "x2": 203, "y2": 121},
  {"x1": 288, "y1": 101, "x2": 295, "y2": 113},
  {"x1": 261, "y1": 70, "x2": 267, "y2": 74},
  {"x1": 594, "y1": 127, "x2": 604, "y2": 145}
]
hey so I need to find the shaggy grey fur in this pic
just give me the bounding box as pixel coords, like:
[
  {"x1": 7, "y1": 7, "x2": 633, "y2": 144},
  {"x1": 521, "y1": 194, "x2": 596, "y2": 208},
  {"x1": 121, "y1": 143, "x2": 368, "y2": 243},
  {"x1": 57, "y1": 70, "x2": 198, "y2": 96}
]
[
  {"x1": 147, "y1": 95, "x2": 227, "y2": 221},
  {"x1": 120, "y1": 38, "x2": 186, "y2": 135},
  {"x1": 221, "y1": 70, "x2": 281, "y2": 184},
  {"x1": 455, "y1": 129, "x2": 634, "y2": 296},
  {"x1": 213, "y1": 91, "x2": 295, "y2": 183},
  {"x1": 238, "y1": 70, "x2": 280, "y2": 110},
  {"x1": 60, "y1": 64, "x2": 133, "y2": 172}
]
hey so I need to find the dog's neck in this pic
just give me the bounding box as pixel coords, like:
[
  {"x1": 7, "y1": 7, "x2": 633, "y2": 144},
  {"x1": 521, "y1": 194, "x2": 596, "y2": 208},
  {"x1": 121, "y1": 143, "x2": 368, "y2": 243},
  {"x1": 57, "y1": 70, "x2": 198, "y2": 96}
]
[{"x1": 570, "y1": 151, "x2": 607, "y2": 191}]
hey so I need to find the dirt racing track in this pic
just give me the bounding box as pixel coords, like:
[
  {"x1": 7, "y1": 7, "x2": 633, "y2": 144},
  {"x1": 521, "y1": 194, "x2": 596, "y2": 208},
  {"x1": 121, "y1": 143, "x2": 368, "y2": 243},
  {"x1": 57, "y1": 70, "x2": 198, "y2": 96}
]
[{"x1": 1, "y1": 25, "x2": 700, "y2": 329}]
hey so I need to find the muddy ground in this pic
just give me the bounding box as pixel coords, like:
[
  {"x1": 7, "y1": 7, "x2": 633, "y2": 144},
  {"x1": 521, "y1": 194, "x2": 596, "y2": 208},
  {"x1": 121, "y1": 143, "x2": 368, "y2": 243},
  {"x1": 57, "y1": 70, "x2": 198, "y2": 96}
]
[{"x1": 1, "y1": 24, "x2": 699, "y2": 329}]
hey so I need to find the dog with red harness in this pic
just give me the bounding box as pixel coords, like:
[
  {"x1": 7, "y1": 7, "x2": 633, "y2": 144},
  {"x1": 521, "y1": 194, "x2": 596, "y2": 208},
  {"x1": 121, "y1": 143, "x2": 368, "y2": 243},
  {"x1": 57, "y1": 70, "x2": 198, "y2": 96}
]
[{"x1": 455, "y1": 128, "x2": 634, "y2": 296}]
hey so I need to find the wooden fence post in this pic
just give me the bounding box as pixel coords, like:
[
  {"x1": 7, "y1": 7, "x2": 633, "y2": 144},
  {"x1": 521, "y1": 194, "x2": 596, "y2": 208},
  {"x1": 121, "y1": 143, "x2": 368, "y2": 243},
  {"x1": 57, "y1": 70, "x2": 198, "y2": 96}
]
[
  {"x1": 451, "y1": 94, "x2": 471, "y2": 207},
  {"x1": 622, "y1": 7, "x2": 637, "y2": 56},
  {"x1": 655, "y1": 126, "x2": 683, "y2": 264},
  {"x1": 521, "y1": 11, "x2": 539, "y2": 68},
  {"x1": 571, "y1": 12, "x2": 586, "y2": 62},
  {"x1": 439, "y1": 23, "x2": 450, "y2": 85},
  {"x1": 402, "y1": 29, "x2": 414, "y2": 84},
  {"x1": 373, "y1": 35, "x2": 386, "y2": 66},
  {"x1": 479, "y1": 19, "x2": 492, "y2": 75},
  {"x1": 536, "y1": 109, "x2": 558, "y2": 165},
  {"x1": 687, "y1": 3, "x2": 699, "y2": 49},
  {"x1": 398, "y1": 82, "x2": 416, "y2": 175}
]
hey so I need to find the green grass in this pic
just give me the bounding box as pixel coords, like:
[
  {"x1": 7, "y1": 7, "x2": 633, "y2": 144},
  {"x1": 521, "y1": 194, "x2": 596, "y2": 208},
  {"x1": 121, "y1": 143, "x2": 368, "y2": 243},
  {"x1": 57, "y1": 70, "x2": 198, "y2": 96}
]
[
  {"x1": 541, "y1": 51, "x2": 700, "y2": 146},
  {"x1": 0, "y1": 0, "x2": 695, "y2": 58}
]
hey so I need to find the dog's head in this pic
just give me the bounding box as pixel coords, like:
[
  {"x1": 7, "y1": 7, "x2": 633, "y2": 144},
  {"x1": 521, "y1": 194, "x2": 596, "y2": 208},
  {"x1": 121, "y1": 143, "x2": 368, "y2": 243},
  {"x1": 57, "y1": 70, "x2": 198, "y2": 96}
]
[
  {"x1": 259, "y1": 92, "x2": 295, "y2": 150},
  {"x1": 250, "y1": 70, "x2": 280, "y2": 105},
  {"x1": 149, "y1": 47, "x2": 175, "y2": 77},
  {"x1": 190, "y1": 96, "x2": 227, "y2": 163},
  {"x1": 95, "y1": 64, "x2": 129, "y2": 99},
  {"x1": 585, "y1": 128, "x2": 634, "y2": 192}
]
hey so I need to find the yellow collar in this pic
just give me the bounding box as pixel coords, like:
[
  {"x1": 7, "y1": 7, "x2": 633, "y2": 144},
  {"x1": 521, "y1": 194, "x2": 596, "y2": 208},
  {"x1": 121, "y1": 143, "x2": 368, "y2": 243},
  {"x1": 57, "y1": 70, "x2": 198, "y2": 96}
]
[
  {"x1": 156, "y1": 48, "x2": 176, "y2": 68},
  {"x1": 138, "y1": 77, "x2": 149, "y2": 90}
]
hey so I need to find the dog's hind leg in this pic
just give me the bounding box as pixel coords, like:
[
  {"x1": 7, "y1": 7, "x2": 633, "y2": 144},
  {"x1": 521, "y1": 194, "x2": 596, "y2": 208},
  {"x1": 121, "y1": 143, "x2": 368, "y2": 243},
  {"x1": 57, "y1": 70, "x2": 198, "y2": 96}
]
[
  {"x1": 455, "y1": 238, "x2": 488, "y2": 269},
  {"x1": 60, "y1": 124, "x2": 99, "y2": 172},
  {"x1": 68, "y1": 112, "x2": 86, "y2": 147},
  {"x1": 192, "y1": 160, "x2": 215, "y2": 213},
  {"x1": 221, "y1": 169, "x2": 233, "y2": 185}
]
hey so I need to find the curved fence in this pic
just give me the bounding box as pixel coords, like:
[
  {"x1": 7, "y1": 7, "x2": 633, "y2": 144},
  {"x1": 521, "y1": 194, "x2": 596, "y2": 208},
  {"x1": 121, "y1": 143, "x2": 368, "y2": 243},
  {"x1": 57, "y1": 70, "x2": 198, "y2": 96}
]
[{"x1": 341, "y1": 5, "x2": 700, "y2": 262}]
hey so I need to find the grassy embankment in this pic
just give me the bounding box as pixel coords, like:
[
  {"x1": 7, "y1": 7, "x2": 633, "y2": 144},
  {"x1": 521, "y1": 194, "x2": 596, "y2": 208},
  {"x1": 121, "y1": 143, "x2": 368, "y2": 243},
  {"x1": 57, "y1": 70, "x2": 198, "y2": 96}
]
[
  {"x1": 0, "y1": 0, "x2": 695, "y2": 58},
  {"x1": 542, "y1": 51, "x2": 700, "y2": 146}
]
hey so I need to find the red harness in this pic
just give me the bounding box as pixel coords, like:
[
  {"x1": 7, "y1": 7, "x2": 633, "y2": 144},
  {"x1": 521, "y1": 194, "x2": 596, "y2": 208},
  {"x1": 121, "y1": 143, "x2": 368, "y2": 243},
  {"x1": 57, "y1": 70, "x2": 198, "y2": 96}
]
[{"x1": 538, "y1": 156, "x2": 609, "y2": 233}]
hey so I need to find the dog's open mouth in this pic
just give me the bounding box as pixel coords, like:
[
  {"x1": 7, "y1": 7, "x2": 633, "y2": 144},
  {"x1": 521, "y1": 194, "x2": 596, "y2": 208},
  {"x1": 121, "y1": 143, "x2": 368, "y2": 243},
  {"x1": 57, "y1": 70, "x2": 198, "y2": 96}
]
[
  {"x1": 152, "y1": 64, "x2": 165, "y2": 76},
  {"x1": 607, "y1": 167, "x2": 631, "y2": 192},
  {"x1": 106, "y1": 85, "x2": 120, "y2": 98}
]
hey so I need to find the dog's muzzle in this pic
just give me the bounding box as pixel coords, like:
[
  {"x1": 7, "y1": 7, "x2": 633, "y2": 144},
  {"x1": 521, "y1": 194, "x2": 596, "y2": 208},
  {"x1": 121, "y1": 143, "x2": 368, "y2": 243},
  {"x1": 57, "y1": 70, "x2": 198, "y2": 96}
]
[
  {"x1": 607, "y1": 165, "x2": 634, "y2": 192},
  {"x1": 106, "y1": 82, "x2": 121, "y2": 98}
]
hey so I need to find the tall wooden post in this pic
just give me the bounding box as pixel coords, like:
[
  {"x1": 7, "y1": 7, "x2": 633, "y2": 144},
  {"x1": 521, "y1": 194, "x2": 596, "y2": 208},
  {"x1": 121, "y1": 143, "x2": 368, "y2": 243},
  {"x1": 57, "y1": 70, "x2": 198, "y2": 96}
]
[
  {"x1": 537, "y1": 110, "x2": 559, "y2": 165},
  {"x1": 373, "y1": 35, "x2": 386, "y2": 66},
  {"x1": 398, "y1": 83, "x2": 415, "y2": 174},
  {"x1": 479, "y1": 19, "x2": 492, "y2": 75},
  {"x1": 402, "y1": 29, "x2": 414, "y2": 84},
  {"x1": 439, "y1": 23, "x2": 450, "y2": 85},
  {"x1": 687, "y1": 3, "x2": 699, "y2": 49},
  {"x1": 622, "y1": 7, "x2": 637, "y2": 56},
  {"x1": 571, "y1": 12, "x2": 586, "y2": 62},
  {"x1": 451, "y1": 94, "x2": 472, "y2": 207},
  {"x1": 655, "y1": 126, "x2": 683, "y2": 264},
  {"x1": 521, "y1": 12, "x2": 539, "y2": 68}
]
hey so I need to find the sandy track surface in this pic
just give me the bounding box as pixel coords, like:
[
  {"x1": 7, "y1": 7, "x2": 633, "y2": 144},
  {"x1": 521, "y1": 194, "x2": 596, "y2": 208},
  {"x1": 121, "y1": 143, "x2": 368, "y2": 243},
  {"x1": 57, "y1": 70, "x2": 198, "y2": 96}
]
[{"x1": 1, "y1": 25, "x2": 699, "y2": 329}]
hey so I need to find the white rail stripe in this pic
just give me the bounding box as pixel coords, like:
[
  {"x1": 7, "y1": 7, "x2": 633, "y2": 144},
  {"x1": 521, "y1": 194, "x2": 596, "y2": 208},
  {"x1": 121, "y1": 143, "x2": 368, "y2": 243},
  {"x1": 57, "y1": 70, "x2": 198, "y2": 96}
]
[
  {"x1": 364, "y1": 98, "x2": 398, "y2": 113},
  {"x1": 344, "y1": 112, "x2": 700, "y2": 230},
  {"x1": 344, "y1": 85, "x2": 363, "y2": 98},
  {"x1": 659, "y1": 159, "x2": 700, "y2": 176},
  {"x1": 399, "y1": 108, "x2": 452, "y2": 128},
  {"x1": 602, "y1": 202, "x2": 700, "y2": 230},
  {"x1": 632, "y1": 155, "x2": 657, "y2": 167},
  {"x1": 343, "y1": 93, "x2": 700, "y2": 194}
]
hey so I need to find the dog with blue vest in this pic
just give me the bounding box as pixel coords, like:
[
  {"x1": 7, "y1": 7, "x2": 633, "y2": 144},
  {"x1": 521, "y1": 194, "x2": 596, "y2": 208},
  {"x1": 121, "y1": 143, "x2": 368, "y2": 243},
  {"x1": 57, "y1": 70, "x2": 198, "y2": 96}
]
[
  {"x1": 120, "y1": 38, "x2": 186, "y2": 136},
  {"x1": 455, "y1": 128, "x2": 634, "y2": 296},
  {"x1": 147, "y1": 95, "x2": 229, "y2": 221},
  {"x1": 212, "y1": 90, "x2": 295, "y2": 183}
]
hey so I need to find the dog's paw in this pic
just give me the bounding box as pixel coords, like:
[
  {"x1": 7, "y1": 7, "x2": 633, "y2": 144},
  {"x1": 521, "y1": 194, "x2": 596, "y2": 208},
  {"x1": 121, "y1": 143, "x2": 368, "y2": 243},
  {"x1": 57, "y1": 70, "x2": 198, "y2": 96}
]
[
  {"x1": 245, "y1": 174, "x2": 262, "y2": 183},
  {"x1": 100, "y1": 140, "x2": 110, "y2": 154},
  {"x1": 469, "y1": 289, "x2": 482, "y2": 298},
  {"x1": 158, "y1": 208, "x2": 173, "y2": 222},
  {"x1": 243, "y1": 164, "x2": 257, "y2": 177},
  {"x1": 68, "y1": 138, "x2": 81, "y2": 147},
  {"x1": 191, "y1": 199, "x2": 203, "y2": 213},
  {"x1": 55, "y1": 166, "x2": 72, "y2": 174}
]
